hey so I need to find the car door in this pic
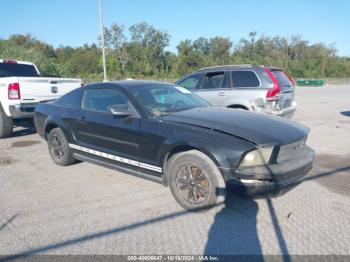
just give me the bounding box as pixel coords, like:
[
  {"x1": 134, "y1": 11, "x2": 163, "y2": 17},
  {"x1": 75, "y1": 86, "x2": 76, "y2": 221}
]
[
  {"x1": 73, "y1": 87, "x2": 141, "y2": 165},
  {"x1": 195, "y1": 71, "x2": 230, "y2": 106}
]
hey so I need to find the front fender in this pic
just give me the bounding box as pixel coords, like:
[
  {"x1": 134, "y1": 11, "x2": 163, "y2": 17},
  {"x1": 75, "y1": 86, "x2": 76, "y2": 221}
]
[{"x1": 158, "y1": 126, "x2": 255, "y2": 182}]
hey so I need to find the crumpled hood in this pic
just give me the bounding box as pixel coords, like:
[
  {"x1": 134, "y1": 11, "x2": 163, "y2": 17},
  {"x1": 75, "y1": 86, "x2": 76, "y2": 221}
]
[{"x1": 161, "y1": 107, "x2": 309, "y2": 145}]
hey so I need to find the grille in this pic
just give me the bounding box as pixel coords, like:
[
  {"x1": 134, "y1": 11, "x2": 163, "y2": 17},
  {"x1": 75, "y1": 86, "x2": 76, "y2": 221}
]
[{"x1": 277, "y1": 137, "x2": 307, "y2": 163}]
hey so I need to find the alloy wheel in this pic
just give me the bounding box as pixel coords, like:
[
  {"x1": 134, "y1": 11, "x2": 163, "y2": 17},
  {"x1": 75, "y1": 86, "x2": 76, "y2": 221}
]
[
  {"x1": 51, "y1": 135, "x2": 64, "y2": 159},
  {"x1": 175, "y1": 164, "x2": 210, "y2": 204}
]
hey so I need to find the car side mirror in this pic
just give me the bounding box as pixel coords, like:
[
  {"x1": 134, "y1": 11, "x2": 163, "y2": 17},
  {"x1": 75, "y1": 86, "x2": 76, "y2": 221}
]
[{"x1": 108, "y1": 104, "x2": 132, "y2": 117}]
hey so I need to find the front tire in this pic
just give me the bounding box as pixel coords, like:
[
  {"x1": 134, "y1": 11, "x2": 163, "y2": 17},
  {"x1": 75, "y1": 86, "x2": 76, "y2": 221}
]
[
  {"x1": 48, "y1": 128, "x2": 76, "y2": 166},
  {"x1": 167, "y1": 150, "x2": 226, "y2": 211},
  {"x1": 0, "y1": 105, "x2": 13, "y2": 138}
]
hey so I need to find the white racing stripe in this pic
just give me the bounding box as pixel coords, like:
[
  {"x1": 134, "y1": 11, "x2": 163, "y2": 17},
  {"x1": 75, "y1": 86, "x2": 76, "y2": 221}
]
[{"x1": 68, "y1": 143, "x2": 162, "y2": 173}]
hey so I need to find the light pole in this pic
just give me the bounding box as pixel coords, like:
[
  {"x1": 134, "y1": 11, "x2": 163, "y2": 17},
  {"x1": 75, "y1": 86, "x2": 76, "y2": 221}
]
[{"x1": 98, "y1": 0, "x2": 108, "y2": 81}]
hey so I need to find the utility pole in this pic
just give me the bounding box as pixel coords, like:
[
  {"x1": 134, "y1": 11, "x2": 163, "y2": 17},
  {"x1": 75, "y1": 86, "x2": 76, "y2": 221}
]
[{"x1": 98, "y1": 0, "x2": 107, "y2": 81}]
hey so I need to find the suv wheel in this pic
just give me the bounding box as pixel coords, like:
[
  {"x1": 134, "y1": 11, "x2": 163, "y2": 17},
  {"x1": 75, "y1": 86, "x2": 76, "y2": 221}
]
[
  {"x1": 48, "y1": 128, "x2": 76, "y2": 166},
  {"x1": 168, "y1": 150, "x2": 226, "y2": 211}
]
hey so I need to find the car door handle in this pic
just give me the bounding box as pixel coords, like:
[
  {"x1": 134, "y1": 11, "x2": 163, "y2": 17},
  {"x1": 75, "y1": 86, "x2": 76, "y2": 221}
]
[
  {"x1": 78, "y1": 116, "x2": 87, "y2": 124},
  {"x1": 218, "y1": 92, "x2": 227, "y2": 96}
]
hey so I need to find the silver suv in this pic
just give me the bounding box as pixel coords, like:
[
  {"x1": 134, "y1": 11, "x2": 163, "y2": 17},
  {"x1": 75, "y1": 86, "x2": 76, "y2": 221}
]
[{"x1": 176, "y1": 65, "x2": 297, "y2": 118}]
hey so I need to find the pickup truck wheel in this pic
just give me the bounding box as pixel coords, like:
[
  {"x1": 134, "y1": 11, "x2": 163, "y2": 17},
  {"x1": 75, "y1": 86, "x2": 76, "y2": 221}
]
[
  {"x1": 0, "y1": 105, "x2": 13, "y2": 138},
  {"x1": 168, "y1": 150, "x2": 226, "y2": 211},
  {"x1": 48, "y1": 128, "x2": 75, "y2": 166}
]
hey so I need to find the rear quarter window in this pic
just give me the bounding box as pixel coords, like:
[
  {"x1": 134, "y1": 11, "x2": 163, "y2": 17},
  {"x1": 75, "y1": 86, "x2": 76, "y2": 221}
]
[
  {"x1": 55, "y1": 88, "x2": 81, "y2": 109},
  {"x1": 231, "y1": 71, "x2": 260, "y2": 88}
]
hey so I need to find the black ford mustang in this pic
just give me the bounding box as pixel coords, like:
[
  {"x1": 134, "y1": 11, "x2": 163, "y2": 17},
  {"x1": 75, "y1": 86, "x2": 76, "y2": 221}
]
[{"x1": 34, "y1": 80, "x2": 315, "y2": 210}]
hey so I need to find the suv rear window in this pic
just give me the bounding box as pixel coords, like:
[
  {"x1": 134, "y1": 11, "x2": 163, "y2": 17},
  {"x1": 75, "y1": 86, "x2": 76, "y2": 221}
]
[
  {"x1": 0, "y1": 63, "x2": 39, "y2": 77},
  {"x1": 271, "y1": 70, "x2": 293, "y2": 90},
  {"x1": 231, "y1": 71, "x2": 260, "y2": 88}
]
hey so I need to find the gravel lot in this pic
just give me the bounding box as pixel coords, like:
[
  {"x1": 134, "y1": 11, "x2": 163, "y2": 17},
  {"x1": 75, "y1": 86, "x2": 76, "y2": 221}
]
[{"x1": 0, "y1": 85, "x2": 349, "y2": 257}]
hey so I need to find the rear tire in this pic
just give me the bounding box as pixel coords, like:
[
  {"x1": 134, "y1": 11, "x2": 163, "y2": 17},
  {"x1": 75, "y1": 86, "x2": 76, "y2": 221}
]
[
  {"x1": 48, "y1": 128, "x2": 76, "y2": 166},
  {"x1": 167, "y1": 150, "x2": 226, "y2": 211},
  {"x1": 0, "y1": 105, "x2": 13, "y2": 138}
]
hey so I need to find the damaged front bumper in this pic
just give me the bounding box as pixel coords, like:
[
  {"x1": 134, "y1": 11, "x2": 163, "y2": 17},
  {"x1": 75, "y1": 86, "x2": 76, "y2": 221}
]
[{"x1": 228, "y1": 146, "x2": 315, "y2": 198}]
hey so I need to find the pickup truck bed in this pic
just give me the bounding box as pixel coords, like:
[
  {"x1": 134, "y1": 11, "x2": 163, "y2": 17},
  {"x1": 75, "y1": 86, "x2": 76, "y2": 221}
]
[{"x1": 0, "y1": 59, "x2": 82, "y2": 138}]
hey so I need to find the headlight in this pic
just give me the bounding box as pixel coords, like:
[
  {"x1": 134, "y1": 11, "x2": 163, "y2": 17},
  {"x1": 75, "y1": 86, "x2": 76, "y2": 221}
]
[{"x1": 239, "y1": 147, "x2": 274, "y2": 168}]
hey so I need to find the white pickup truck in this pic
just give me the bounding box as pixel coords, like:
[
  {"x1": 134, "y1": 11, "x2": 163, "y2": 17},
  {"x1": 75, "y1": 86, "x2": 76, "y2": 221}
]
[{"x1": 0, "y1": 59, "x2": 83, "y2": 138}]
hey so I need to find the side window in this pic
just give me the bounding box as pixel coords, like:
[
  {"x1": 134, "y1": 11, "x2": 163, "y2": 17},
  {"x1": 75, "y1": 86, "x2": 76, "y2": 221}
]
[
  {"x1": 231, "y1": 71, "x2": 260, "y2": 88},
  {"x1": 202, "y1": 72, "x2": 225, "y2": 89},
  {"x1": 178, "y1": 74, "x2": 202, "y2": 90},
  {"x1": 82, "y1": 89, "x2": 129, "y2": 113}
]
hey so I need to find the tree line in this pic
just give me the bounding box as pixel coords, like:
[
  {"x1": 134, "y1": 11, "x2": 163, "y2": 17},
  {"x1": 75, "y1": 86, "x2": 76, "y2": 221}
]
[{"x1": 1, "y1": 22, "x2": 349, "y2": 82}]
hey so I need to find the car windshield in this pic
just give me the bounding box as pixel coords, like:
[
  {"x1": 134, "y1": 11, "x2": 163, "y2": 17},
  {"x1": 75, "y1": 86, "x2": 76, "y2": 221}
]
[{"x1": 128, "y1": 84, "x2": 210, "y2": 117}]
